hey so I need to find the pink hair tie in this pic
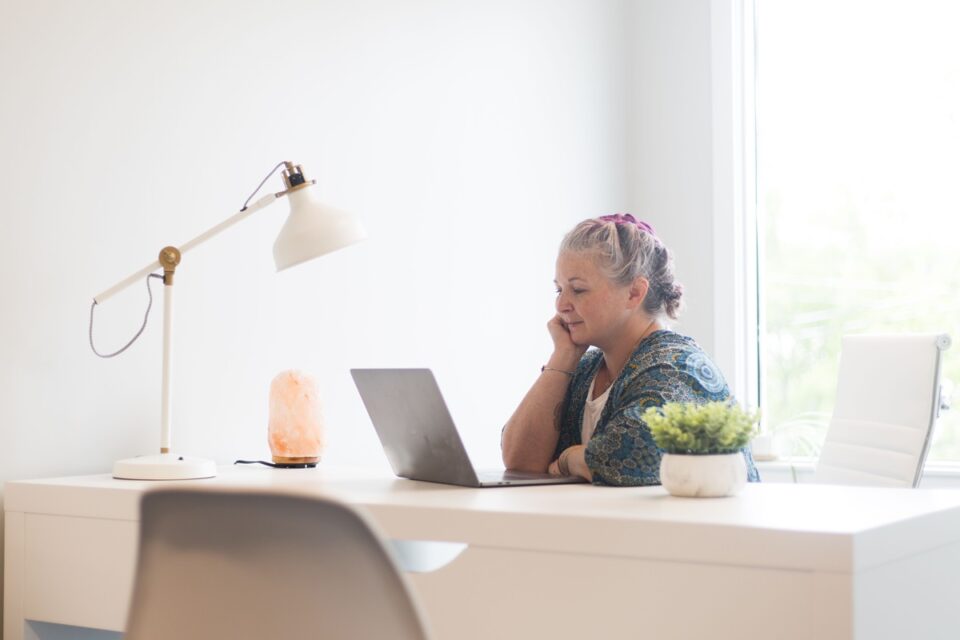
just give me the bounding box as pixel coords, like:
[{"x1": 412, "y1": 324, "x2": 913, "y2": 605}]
[{"x1": 599, "y1": 213, "x2": 655, "y2": 236}]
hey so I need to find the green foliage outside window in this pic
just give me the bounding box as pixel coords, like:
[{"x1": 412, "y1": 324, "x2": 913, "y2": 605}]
[{"x1": 763, "y1": 186, "x2": 960, "y2": 460}]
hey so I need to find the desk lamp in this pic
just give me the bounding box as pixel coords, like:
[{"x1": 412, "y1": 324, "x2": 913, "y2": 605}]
[{"x1": 90, "y1": 161, "x2": 365, "y2": 480}]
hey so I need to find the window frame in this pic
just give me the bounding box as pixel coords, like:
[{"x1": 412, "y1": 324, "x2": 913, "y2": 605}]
[{"x1": 709, "y1": 0, "x2": 761, "y2": 413}]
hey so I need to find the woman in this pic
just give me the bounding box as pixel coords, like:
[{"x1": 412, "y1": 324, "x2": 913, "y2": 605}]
[{"x1": 501, "y1": 213, "x2": 760, "y2": 486}]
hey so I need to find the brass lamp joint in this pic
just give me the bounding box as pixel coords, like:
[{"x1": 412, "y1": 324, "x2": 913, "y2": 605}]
[
  {"x1": 158, "y1": 246, "x2": 181, "y2": 285},
  {"x1": 279, "y1": 161, "x2": 316, "y2": 197}
]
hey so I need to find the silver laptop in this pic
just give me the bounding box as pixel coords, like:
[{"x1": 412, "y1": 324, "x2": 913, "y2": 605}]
[{"x1": 350, "y1": 368, "x2": 586, "y2": 487}]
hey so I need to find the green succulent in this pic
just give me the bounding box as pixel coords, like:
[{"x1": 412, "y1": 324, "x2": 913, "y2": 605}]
[{"x1": 643, "y1": 401, "x2": 759, "y2": 454}]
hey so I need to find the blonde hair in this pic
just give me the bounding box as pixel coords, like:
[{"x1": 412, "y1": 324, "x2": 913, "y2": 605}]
[{"x1": 560, "y1": 216, "x2": 683, "y2": 319}]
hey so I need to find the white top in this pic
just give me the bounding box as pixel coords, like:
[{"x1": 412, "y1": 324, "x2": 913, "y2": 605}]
[{"x1": 581, "y1": 373, "x2": 612, "y2": 444}]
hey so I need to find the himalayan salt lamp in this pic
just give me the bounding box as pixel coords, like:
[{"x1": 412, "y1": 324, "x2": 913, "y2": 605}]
[{"x1": 268, "y1": 370, "x2": 326, "y2": 465}]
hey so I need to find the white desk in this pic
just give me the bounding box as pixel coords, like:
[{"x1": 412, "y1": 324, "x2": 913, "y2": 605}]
[{"x1": 6, "y1": 466, "x2": 960, "y2": 640}]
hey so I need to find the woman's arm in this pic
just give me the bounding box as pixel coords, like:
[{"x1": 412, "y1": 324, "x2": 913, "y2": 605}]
[
  {"x1": 501, "y1": 316, "x2": 585, "y2": 472},
  {"x1": 583, "y1": 410, "x2": 663, "y2": 486},
  {"x1": 547, "y1": 386, "x2": 666, "y2": 485},
  {"x1": 581, "y1": 364, "x2": 682, "y2": 486}
]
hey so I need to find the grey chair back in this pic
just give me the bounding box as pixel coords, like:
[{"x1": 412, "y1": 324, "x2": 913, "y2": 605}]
[{"x1": 125, "y1": 488, "x2": 432, "y2": 640}]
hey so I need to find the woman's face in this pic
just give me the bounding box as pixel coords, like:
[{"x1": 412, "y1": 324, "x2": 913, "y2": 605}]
[{"x1": 554, "y1": 251, "x2": 635, "y2": 348}]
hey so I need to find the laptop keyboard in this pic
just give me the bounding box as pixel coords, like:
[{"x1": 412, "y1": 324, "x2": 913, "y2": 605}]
[{"x1": 479, "y1": 470, "x2": 554, "y2": 482}]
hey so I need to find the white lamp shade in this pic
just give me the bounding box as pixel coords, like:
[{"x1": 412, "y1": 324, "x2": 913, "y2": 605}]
[{"x1": 273, "y1": 186, "x2": 367, "y2": 272}]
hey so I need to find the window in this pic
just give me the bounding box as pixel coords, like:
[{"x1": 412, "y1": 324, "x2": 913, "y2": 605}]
[{"x1": 756, "y1": 1, "x2": 960, "y2": 459}]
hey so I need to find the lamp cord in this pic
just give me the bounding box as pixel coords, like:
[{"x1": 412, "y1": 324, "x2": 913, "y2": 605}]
[
  {"x1": 89, "y1": 273, "x2": 163, "y2": 358},
  {"x1": 241, "y1": 161, "x2": 286, "y2": 210},
  {"x1": 90, "y1": 161, "x2": 287, "y2": 358},
  {"x1": 234, "y1": 459, "x2": 318, "y2": 469}
]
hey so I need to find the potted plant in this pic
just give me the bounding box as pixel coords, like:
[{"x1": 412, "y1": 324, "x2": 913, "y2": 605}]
[{"x1": 643, "y1": 401, "x2": 759, "y2": 498}]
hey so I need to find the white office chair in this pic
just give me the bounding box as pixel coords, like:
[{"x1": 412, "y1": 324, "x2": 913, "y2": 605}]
[
  {"x1": 125, "y1": 488, "x2": 432, "y2": 640},
  {"x1": 814, "y1": 333, "x2": 951, "y2": 488}
]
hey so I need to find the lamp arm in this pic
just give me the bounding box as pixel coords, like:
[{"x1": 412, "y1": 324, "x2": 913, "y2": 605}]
[
  {"x1": 178, "y1": 193, "x2": 279, "y2": 256},
  {"x1": 93, "y1": 193, "x2": 279, "y2": 304}
]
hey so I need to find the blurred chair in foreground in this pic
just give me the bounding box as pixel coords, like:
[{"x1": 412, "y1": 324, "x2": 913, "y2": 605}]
[
  {"x1": 815, "y1": 333, "x2": 951, "y2": 488},
  {"x1": 125, "y1": 488, "x2": 432, "y2": 640}
]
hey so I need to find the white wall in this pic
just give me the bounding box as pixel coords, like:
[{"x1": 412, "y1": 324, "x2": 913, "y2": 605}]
[{"x1": 0, "y1": 0, "x2": 634, "y2": 472}]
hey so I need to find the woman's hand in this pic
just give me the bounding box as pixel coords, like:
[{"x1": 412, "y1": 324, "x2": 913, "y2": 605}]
[
  {"x1": 545, "y1": 446, "x2": 594, "y2": 481},
  {"x1": 551, "y1": 445, "x2": 593, "y2": 482},
  {"x1": 547, "y1": 314, "x2": 588, "y2": 364}
]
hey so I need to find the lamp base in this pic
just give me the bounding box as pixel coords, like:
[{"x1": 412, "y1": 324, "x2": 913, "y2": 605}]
[
  {"x1": 272, "y1": 455, "x2": 319, "y2": 465},
  {"x1": 113, "y1": 453, "x2": 217, "y2": 480}
]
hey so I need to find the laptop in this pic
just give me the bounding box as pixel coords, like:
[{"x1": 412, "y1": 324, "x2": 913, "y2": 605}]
[{"x1": 350, "y1": 368, "x2": 586, "y2": 487}]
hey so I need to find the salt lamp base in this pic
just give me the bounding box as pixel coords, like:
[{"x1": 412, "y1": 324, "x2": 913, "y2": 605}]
[{"x1": 271, "y1": 455, "x2": 319, "y2": 468}]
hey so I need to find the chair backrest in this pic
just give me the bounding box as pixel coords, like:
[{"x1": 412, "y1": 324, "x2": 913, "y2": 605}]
[
  {"x1": 125, "y1": 488, "x2": 432, "y2": 640},
  {"x1": 814, "y1": 333, "x2": 951, "y2": 488}
]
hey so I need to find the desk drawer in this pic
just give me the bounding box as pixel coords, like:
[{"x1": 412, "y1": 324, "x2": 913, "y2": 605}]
[
  {"x1": 24, "y1": 514, "x2": 136, "y2": 632},
  {"x1": 407, "y1": 545, "x2": 852, "y2": 640}
]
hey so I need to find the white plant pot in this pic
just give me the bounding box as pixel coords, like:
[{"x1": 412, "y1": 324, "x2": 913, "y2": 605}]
[{"x1": 659, "y1": 452, "x2": 747, "y2": 498}]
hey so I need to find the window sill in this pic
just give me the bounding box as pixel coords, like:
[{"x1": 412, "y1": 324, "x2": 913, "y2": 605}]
[{"x1": 755, "y1": 459, "x2": 960, "y2": 488}]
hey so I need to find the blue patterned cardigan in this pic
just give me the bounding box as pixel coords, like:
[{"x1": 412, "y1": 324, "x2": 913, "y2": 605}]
[{"x1": 554, "y1": 330, "x2": 761, "y2": 486}]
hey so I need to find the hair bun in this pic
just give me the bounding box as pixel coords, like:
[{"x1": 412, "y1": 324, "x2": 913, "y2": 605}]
[{"x1": 661, "y1": 282, "x2": 683, "y2": 319}]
